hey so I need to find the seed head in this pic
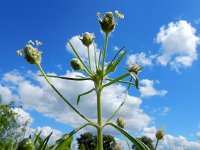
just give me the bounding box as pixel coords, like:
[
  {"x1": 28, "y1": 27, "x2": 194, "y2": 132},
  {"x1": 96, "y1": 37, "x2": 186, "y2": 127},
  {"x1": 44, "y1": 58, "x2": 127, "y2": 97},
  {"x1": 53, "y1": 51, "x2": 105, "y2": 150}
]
[
  {"x1": 99, "y1": 12, "x2": 116, "y2": 34},
  {"x1": 128, "y1": 64, "x2": 141, "y2": 74},
  {"x1": 24, "y1": 45, "x2": 42, "y2": 64},
  {"x1": 116, "y1": 117, "x2": 125, "y2": 128},
  {"x1": 80, "y1": 32, "x2": 95, "y2": 47},
  {"x1": 70, "y1": 58, "x2": 83, "y2": 70},
  {"x1": 156, "y1": 130, "x2": 164, "y2": 140}
]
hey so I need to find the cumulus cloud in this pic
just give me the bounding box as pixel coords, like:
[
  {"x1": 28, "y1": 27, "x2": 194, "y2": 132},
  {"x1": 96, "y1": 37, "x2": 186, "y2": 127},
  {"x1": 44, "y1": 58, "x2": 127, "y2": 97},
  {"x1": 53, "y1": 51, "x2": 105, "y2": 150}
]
[
  {"x1": 1, "y1": 70, "x2": 151, "y2": 134},
  {"x1": 34, "y1": 126, "x2": 62, "y2": 144},
  {"x1": 139, "y1": 79, "x2": 167, "y2": 98},
  {"x1": 12, "y1": 108, "x2": 33, "y2": 126},
  {"x1": 0, "y1": 85, "x2": 13, "y2": 103},
  {"x1": 156, "y1": 20, "x2": 200, "y2": 71},
  {"x1": 141, "y1": 127, "x2": 200, "y2": 150},
  {"x1": 126, "y1": 52, "x2": 155, "y2": 67}
]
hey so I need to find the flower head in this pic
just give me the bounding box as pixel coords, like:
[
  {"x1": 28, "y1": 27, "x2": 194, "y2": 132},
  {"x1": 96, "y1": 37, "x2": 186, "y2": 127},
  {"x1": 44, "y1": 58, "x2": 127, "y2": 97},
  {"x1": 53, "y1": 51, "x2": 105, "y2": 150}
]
[
  {"x1": 80, "y1": 32, "x2": 95, "y2": 47},
  {"x1": 70, "y1": 58, "x2": 83, "y2": 70},
  {"x1": 156, "y1": 129, "x2": 164, "y2": 140},
  {"x1": 24, "y1": 44, "x2": 42, "y2": 64},
  {"x1": 128, "y1": 64, "x2": 141, "y2": 74},
  {"x1": 116, "y1": 117, "x2": 125, "y2": 128},
  {"x1": 98, "y1": 12, "x2": 116, "y2": 34},
  {"x1": 16, "y1": 40, "x2": 42, "y2": 65}
]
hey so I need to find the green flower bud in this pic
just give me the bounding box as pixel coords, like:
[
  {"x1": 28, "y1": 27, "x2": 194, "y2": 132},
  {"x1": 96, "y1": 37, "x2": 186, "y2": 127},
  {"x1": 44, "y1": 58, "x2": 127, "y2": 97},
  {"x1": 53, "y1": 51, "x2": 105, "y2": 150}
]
[
  {"x1": 99, "y1": 12, "x2": 116, "y2": 34},
  {"x1": 116, "y1": 117, "x2": 125, "y2": 128},
  {"x1": 128, "y1": 64, "x2": 141, "y2": 74},
  {"x1": 70, "y1": 58, "x2": 83, "y2": 70},
  {"x1": 156, "y1": 130, "x2": 164, "y2": 140},
  {"x1": 24, "y1": 45, "x2": 41, "y2": 64},
  {"x1": 17, "y1": 138, "x2": 35, "y2": 150},
  {"x1": 80, "y1": 32, "x2": 95, "y2": 47}
]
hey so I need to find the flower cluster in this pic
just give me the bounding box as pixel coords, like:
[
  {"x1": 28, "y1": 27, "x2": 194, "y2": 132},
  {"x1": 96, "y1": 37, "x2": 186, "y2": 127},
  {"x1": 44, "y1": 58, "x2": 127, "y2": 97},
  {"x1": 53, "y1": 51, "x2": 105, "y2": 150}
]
[
  {"x1": 97, "y1": 10, "x2": 124, "y2": 34},
  {"x1": 16, "y1": 40, "x2": 42, "y2": 65}
]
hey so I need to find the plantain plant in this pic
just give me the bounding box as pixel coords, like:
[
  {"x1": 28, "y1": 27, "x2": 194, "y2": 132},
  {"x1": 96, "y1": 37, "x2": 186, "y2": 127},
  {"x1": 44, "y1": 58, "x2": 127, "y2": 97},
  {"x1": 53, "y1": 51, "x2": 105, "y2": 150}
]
[{"x1": 17, "y1": 11, "x2": 151, "y2": 150}]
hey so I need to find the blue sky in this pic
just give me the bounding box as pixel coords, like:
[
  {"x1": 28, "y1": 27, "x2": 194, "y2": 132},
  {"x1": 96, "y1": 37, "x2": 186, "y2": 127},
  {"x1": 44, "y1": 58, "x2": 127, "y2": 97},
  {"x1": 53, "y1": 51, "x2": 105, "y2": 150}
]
[{"x1": 1, "y1": 0, "x2": 200, "y2": 149}]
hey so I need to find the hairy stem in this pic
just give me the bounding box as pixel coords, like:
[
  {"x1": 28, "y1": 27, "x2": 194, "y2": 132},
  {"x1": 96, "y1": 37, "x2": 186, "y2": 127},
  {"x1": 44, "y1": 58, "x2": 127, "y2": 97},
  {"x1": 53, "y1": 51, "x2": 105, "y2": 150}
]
[{"x1": 37, "y1": 63, "x2": 91, "y2": 123}]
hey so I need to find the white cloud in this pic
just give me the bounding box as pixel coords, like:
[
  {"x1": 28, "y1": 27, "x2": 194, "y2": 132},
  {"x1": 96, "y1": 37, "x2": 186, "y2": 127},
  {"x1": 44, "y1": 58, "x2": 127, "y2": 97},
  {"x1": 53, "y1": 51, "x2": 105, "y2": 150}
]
[
  {"x1": 11, "y1": 107, "x2": 62, "y2": 144},
  {"x1": 156, "y1": 20, "x2": 200, "y2": 71},
  {"x1": 141, "y1": 127, "x2": 200, "y2": 150},
  {"x1": 126, "y1": 52, "x2": 154, "y2": 67},
  {"x1": 1, "y1": 70, "x2": 151, "y2": 133},
  {"x1": 34, "y1": 126, "x2": 62, "y2": 144},
  {"x1": 139, "y1": 79, "x2": 167, "y2": 98},
  {"x1": 0, "y1": 85, "x2": 13, "y2": 103},
  {"x1": 196, "y1": 132, "x2": 200, "y2": 139},
  {"x1": 12, "y1": 108, "x2": 33, "y2": 126},
  {"x1": 114, "y1": 46, "x2": 119, "y2": 51},
  {"x1": 151, "y1": 107, "x2": 170, "y2": 116}
]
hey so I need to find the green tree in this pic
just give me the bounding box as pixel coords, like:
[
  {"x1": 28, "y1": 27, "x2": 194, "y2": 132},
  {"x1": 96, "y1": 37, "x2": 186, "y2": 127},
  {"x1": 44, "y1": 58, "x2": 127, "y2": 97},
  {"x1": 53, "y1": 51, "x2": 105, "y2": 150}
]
[
  {"x1": 132, "y1": 136, "x2": 154, "y2": 150},
  {"x1": 77, "y1": 132, "x2": 117, "y2": 150},
  {"x1": 77, "y1": 132, "x2": 96, "y2": 150},
  {"x1": 0, "y1": 97, "x2": 28, "y2": 150}
]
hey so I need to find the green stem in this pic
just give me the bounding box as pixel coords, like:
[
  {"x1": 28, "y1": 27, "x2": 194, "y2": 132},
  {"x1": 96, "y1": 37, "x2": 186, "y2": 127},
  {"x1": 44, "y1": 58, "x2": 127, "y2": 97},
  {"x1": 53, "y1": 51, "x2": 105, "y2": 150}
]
[
  {"x1": 66, "y1": 122, "x2": 98, "y2": 139},
  {"x1": 87, "y1": 47, "x2": 91, "y2": 70},
  {"x1": 96, "y1": 88, "x2": 103, "y2": 150},
  {"x1": 155, "y1": 139, "x2": 159, "y2": 150},
  {"x1": 102, "y1": 33, "x2": 109, "y2": 76},
  {"x1": 106, "y1": 77, "x2": 132, "y2": 122},
  {"x1": 37, "y1": 63, "x2": 91, "y2": 123},
  {"x1": 93, "y1": 43, "x2": 98, "y2": 70}
]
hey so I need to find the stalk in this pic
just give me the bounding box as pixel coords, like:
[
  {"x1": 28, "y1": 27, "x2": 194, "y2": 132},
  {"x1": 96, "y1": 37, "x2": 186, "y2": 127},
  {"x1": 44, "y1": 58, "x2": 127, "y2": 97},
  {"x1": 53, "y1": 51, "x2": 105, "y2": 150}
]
[
  {"x1": 101, "y1": 33, "x2": 109, "y2": 75},
  {"x1": 96, "y1": 88, "x2": 103, "y2": 150},
  {"x1": 155, "y1": 139, "x2": 159, "y2": 150},
  {"x1": 87, "y1": 47, "x2": 91, "y2": 70},
  {"x1": 93, "y1": 43, "x2": 98, "y2": 70},
  {"x1": 37, "y1": 63, "x2": 91, "y2": 123}
]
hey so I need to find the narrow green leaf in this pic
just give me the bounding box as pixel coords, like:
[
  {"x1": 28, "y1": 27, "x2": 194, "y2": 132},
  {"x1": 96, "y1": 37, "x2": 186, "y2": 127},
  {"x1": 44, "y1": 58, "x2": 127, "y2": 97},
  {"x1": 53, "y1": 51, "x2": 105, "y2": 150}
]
[
  {"x1": 77, "y1": 88, "x2": 95, "y2": 105},
  {"x1": 129, "y1": 72, "x2": 139, "y2": 89},
  {"x1": 53, "y1": 123, "x2": 92, "y2": 149},
  {"x1": 39, "y1": 74, "x2": 91, "y2": 81},
  {"x1": 38, "y1": 132, "x2": 53, "y2": 150},
  {"x1": 105, "y1": 46, "x2": 125, "y2": 71},
  {"x1": 34, "y1": 130, "x2": 42, "y2": 145},
  {"x1": 102, "y1": 73, "x2": 129, "y2": 88},
  {"x1": 105, "y1": 78, "x2": 136, "y2": 86},
  {"x1": 105, "y1": 51, "x2": 127, "y2": 76},
  {"x1": 106, "y1": 123, "x2": 151, "y2": 150},
  {"x1": 55, "y1": 136, "x2": 73, "y2": 150}
]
